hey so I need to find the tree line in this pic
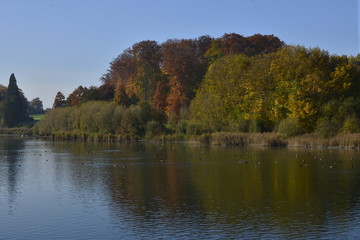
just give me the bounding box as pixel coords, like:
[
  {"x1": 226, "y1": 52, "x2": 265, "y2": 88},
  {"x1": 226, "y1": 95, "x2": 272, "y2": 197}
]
[
  {"x1": 0, "y1": 73, "x2": 45, "y2": 127},
  {"x1": 37, "y1": 33, "x2": 360, "y2": 138}
]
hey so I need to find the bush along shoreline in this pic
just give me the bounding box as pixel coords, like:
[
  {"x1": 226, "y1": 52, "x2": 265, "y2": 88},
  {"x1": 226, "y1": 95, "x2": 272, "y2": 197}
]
[
  {"x1": 0, "y1": 127, "x2": 34, "y2": 136},
  {"x1": 29, "y1": 129, "x2": 360, "y2": 150}
]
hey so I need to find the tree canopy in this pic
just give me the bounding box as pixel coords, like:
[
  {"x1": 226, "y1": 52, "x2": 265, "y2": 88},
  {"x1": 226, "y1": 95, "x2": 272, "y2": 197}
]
[
  {"x1": 40, "y1": 33, "x2": 360, "y2": 138},
  {"x1": 28, "y1": 97, "x2": 44, "y2": 114}
]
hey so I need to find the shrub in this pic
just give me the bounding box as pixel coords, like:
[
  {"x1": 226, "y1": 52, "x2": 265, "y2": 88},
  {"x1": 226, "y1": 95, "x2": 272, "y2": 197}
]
[
  {"x1": 341, "y1": 116, "x2": 360, "y2": 134},
  {"x1": 277, "y1": 118, "x2": 303, "y2": 137},
  {"x1": 316, "y1": 118, "x2": 340, "y2": 138},
  {"x1": 186, "y1": 121, "x2": 208, "y2": 135},
  {"x1": 176, "y1": 120, "x2": 188, "y2": 134},
  {"x1": 121, "y1": 105, "x2": 145, "y2": 136},
  {"x1": 225, "y1": 119, "x2": 250, "y2": 132},
  {"x1": 248, "y1": 120, "x2": 266, "y2": 133},
  {"x1": 146, "y1": 121, "x2": 164, "y2": 137}
]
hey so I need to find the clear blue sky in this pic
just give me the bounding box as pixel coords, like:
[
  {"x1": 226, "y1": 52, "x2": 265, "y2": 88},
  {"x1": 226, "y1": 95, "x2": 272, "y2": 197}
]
[{"x1": 0, "y1": 0, "x2": 358, "y2": 108}]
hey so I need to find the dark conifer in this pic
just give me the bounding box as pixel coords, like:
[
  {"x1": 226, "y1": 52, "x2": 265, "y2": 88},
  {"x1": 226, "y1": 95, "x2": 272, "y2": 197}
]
[{"x1": 4, "y1": 73, "x2": 29, "y2": 127}]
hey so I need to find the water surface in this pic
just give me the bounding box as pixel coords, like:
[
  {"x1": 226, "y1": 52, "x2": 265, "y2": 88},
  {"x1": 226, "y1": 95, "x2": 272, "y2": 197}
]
[{"x1": 1, "y1": 136, "x2": 360, "y2": 239}]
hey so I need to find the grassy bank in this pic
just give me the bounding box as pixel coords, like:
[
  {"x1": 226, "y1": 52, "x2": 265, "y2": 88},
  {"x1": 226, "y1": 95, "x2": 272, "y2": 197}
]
[
  {"x1": 30, "y1": 130, "x2": 360, "y2": 150},
  {"x1": 0, "y1": 127, "x2": 34, "y2": 136},
  {"x1": 206, "y1": 132, "x2": 360, "y2": 149},
  {"x1": 286, "y1": 134, "x2": 360, "y2": 149},
  {"x1": 30, "y1": 114, "x2": 44, "y2": 121}
]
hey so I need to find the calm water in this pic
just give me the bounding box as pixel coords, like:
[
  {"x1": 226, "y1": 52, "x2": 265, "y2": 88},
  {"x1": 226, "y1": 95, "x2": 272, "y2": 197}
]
[{"x1": 1, "y1": 136, "x2": 360, "y2": 239}]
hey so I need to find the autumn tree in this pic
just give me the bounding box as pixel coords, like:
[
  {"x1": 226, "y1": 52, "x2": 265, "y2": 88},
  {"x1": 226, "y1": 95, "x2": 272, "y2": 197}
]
[
  {"x1": 67, "y1": 86, "x2": 85, "y2": 107},
  {"x1": 246, "y1": 34, "x2": 284, "y2": 56},
  {"x1": 131, "y1": 40, "x2": 163, "y2": 100},
  {"x1": 102, "y1": 41, "x2": 164, "y2": 104},
  {"x1": 205, "y1": 33, "x2": 284, "y2": 61},
  {"x1": 162, "y1": 38, "x2": 210, "y2": 121},
  {"x1": 269, "y1": 46, "x2": 356, "y2": 131},
  {"x1": 53, "y1": 91, "x2": 66, "y2": 108},
  {"x1": 97, "y1": 83, "x2": 114, "y2": 101},
  {"x1": 114, "y1": 80, "x2": 129, "y2": 106},
  {"x1": 151, "y1": 79, "x2": 169, "y2": 112},
  {"x1": 190, "y1": 45, "x2": 359, "y2": 133}
]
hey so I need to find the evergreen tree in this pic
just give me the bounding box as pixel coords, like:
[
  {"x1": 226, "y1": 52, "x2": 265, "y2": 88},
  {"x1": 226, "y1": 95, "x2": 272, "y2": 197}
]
[{"x1": 4, "y1": 73, "x2": 29, "y2": 127}]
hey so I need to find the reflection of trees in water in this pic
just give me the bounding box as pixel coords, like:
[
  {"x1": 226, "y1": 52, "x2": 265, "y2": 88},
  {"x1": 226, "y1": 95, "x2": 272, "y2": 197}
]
[
  {"x1": 40, "y1": 140, "x2": 360, "y2": 237},
  {"x1": 102, "y1": 145, "x2": 360, "y2": 237},
  {"x1": 186, "y1": 148, "x2": 360, "y2": 237},
  {"x1": 107, "y1": 144, "x2": 206, "y2": 222},
  {"x1": 0, "y1": 137, "x2": 25, "y2": 209}
]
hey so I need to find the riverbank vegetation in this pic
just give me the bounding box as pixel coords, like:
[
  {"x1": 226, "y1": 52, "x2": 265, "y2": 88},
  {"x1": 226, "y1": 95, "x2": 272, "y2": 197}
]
[{"x1": 31, "y1": 33, "x2": 360, "y2": 147}]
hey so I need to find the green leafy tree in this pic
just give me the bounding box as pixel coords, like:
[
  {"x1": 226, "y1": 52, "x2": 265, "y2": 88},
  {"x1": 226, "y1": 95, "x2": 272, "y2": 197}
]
[
  {"x1": 269, "y1": 46, "x2": 356, "y2": 131},
  {"x1": 81, "y1": 86, "x2": 100, "y2": 102},
  {"x1": 28, "y1": 97, "x2": 44, "y2": 114},
  {"x1": 131, "y1": 40, "x2": 163, "y2": 100},
  {"x1": 4, "y1": 73, "x2": 29, "y2": 127}
]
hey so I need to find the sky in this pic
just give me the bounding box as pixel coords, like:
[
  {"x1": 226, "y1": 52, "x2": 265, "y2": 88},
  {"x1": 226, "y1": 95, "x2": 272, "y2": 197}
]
[{"x1": 0, "y1": 0, "x2": 359, "y2": 108}]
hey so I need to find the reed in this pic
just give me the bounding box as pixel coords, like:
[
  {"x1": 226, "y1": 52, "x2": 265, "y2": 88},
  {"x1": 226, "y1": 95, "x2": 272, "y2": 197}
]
[
  {"x1": 209, "y1": 132, "x2": 287, "y2": 147},
  {"x1": 48, "y1": 131, "x2": 135, "y2": 142},
  {"x1": 287, "y1": 134, "x2": 360, "y2": 149},
  {"x1": 34, "y1": 128, "x2": 360, "y2": 150},
  {"x1": 206, "y1": 132, "x2": 360, "y2": 149},
  {"x1": 0, "y1": 128, "x2": 34, "y2": 136}
]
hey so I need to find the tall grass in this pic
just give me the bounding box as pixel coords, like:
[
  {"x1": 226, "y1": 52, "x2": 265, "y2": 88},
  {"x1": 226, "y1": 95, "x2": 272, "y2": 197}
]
[
  {"x1": 209, "y1": 132, "x2": 287, "y2": 147},
  {"x1": 287, "y1": 134, "x2": 360, "y2": 149},
  {"x1": 200, "y1": 132, "x2": 360, "y2": 149}
]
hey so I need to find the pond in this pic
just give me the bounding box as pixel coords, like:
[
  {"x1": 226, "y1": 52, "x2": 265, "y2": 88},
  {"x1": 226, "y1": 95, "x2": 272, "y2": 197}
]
[{"x1": 1, "y1": 136, "x2": 360, "y2": 239}]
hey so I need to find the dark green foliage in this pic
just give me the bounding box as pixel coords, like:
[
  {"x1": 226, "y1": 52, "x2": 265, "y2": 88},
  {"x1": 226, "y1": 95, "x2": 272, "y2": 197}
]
[
  {"x1": 316, "y1": 97, "x2": 360, "y2": 137},
  {"x1": 277, "y1": 118, "x2": 304, "y2": 137},
  {"x1": 186, "y1": 121, "x2": 208, "y2": 135},
  {"x1": 120, "y1": 105, "x2": 146, "y2": 136},
  {"x1": 145, "y1": 121, "x2": 165, "y2": 137},
  {"x1": 3, "y1": 74, "x2": 30, "y2": 127},
  {"x1": 341, "y1": 116, "x2": 360, "y2": 134},
  {"x1": 28, "y1": 97, "x2": 44, "y2": 114},
  {"x1": 175, "y1": 120, "x2": 188, "y2": 134},
  {"x1": 81, "y1": 86, "x2": 100, "y2": 102},
  {"x1": 316, "y1": 119, "x2": 341, "y2": 138}
]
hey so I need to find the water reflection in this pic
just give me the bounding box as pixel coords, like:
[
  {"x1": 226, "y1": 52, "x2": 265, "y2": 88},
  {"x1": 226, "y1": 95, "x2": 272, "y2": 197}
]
[
  {"x1": 102, "y1": 145, "x2": 360, "y2": 238},
  {"x1": 50, "y1": 141, "x2": 360, "y2": 238},
  {"x1": 0, "y1": 137, "x2": 25, "y2": 211},
  {"x1": 1, "y1": 137, "x2": 360, "y2": 239}
]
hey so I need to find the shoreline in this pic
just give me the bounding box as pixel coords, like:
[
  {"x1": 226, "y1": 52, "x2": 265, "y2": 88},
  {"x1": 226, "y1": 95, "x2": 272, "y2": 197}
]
[{"x1": 3, "y1": 130, "x2": 360, "y2": 151}]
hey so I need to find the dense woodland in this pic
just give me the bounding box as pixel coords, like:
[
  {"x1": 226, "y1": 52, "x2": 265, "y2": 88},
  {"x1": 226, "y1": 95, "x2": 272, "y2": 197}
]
[{"x1": 33, "y1": 33, "x2": 360, "y2": 139}]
